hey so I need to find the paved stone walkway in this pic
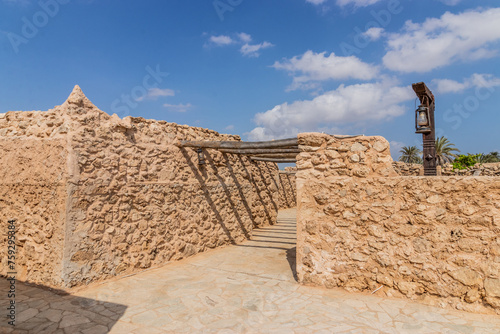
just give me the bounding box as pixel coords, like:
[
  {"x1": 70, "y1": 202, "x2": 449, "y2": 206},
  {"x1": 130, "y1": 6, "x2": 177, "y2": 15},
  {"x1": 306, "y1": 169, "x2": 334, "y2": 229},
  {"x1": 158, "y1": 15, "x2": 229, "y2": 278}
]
[{"x1": 2, "y1": 209, "x2": 500, "y2": 333}]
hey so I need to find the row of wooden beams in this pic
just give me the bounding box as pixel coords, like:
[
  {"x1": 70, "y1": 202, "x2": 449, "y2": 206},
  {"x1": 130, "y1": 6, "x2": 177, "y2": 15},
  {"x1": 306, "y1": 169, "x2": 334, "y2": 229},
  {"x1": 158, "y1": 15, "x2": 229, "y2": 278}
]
[
  {"x1": 179, "y1": 138, "x2": 298, "y2": 149},
  {"x1": 249, "y1": 153, "x2": 298, "y2": 159},
  {"x1": 250, "y1": 157, "x2": 297, "y2": 163},
  {"x1": 219, "y1": 148, "x2": 299, "y2": 155}
]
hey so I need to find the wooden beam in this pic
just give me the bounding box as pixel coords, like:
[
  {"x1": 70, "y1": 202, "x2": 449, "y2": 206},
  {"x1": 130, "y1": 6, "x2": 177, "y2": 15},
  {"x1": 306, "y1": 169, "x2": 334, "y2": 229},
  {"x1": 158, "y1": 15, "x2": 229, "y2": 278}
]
[
  {"x1": 219, "y1": 148, "x2": 300, "y2": 155},
  {"x1": 412, "y1": 82, "x2": 434, "y2": 105},
  {"x1": 179, "y1": 138, "x2": 298, "y2": 149},
  {"x1": 250, "y1": 157, "x2": 297, "y2": 163},
  {"x1": 249, "y1": 153, "x2": 299, "y2": 159}
]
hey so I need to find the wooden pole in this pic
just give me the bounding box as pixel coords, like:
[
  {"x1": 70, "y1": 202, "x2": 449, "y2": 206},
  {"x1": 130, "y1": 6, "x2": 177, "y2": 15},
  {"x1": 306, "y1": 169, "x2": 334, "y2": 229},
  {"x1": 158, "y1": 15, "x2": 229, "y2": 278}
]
[
  {"x1": 249, "y1": 153, "x2": 299, "y2": 159},
  {"x1": 220, "y1": 148, "x2": 300, "y2": 155},
  {"x1": 179, "y1": 138, "x2": 298, "y2": 149},
  {"x1": 413, "y1": 82, "x2": 437, "y2": 176},
  {"x1": 251, "y1": 157, "x2": 297, "y2": 163}
]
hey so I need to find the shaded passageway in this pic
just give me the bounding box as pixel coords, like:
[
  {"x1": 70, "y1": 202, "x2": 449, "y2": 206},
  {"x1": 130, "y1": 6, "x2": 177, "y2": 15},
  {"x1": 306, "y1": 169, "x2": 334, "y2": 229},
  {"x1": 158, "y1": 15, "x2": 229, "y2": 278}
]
[{"x1": 2, "y1": 209, "x2": 500, "y2": 333}]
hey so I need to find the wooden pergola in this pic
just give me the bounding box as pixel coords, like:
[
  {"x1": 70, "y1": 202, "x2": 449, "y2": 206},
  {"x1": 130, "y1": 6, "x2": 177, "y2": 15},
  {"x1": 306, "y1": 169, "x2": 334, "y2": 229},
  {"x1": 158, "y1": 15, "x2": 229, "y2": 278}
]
[{"x1": 178, "y1": 138, "x2": 299, "y2": 163}]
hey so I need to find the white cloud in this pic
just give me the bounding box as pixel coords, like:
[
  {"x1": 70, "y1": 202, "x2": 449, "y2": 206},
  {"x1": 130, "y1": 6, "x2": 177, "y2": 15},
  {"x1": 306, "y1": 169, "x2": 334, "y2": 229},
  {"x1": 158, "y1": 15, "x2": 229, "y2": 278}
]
[
  {"x1": 207, "y1": 33, "x2": 273, "y2": 57},
  {"x1": 306, "y1": 0, "x2": 327, "y2": 4},
  {"x1": 209, "y1": 35, "x2": 234, "y2": 46},
  {"x1": 439, "y1": 0, "x2": 461, "y2": 5},
  {"x1": 307, "y1": 0, "x2": 456, "y2": 8},
  {"x1": 383, "y1": 8, "x2": 500, "y2": 73},
  {"x1": 240, "y1": 41, "x2": 274, "y2": 57},
  {"x1": 470, "y1": 73, "x2": 500, "y2": 88},
  {"x1": 248, "y1": 80, "x2": 414, "y2": 140},
  {"x1": 432, "y1": 73, "x2": 500, "y2": 94},
  {"x1": 336, "y1": 0, "x2": 382, "y2": 7},
  {"x1": 432, "y1": 79, "x2": 469, "y2": 94},
  {"x1": 363, "y1": 27, "x2": 385, "y2": 41},
  {"x1": 136, "y1": 88, "x2": 175, "y2": 101},
  {"x1": 225, "y1": 125, "x2": 235, "y2": 131},
  {"x1": 163, "y1": 103, "x2": 192, "y2": 113},
  {"x1": 238, "y1": 32, "x2": 252, "y2": 43},
  {"x1": 272, "y1": 51, "x2": 379, "y2": 91}
]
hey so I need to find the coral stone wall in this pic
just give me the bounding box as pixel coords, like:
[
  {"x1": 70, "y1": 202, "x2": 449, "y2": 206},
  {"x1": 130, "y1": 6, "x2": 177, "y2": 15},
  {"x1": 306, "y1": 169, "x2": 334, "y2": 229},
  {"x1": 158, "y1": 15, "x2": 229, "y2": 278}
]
[
  {"x1": 392, "y1": 161, "x2": 423, "y2": 176},
  {"x1": 65, "y1": 110, "x2": 280, "y2": 286},
  {"x1": 0, "y1": 136, "x2": 69, "y2": 287},
  {"x1": 296, "y1": 133, "x2": 397, "y2": 178},
  {"x1": 393, "y1": 161, "x2": 500, "y2": 176},
  {"x1": 442, "y1": 162, "x2": 500, "y2": 176},
  {"x1": 296, "y1": 133, "x2": 500, "y2": 314},
  {"x1": 0, "y1": 86, "x2": 279, "y2": 288},
  {"x1": 277, "y1": 170, "x2": 297, "y2": 209}
]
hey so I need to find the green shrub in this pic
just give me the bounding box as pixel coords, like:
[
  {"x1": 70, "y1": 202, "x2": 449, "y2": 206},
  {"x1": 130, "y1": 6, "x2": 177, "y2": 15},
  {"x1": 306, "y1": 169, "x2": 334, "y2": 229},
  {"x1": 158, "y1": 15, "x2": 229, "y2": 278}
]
[{"x1": 453, "y1": 154, "x2": 480, "y2": 170}]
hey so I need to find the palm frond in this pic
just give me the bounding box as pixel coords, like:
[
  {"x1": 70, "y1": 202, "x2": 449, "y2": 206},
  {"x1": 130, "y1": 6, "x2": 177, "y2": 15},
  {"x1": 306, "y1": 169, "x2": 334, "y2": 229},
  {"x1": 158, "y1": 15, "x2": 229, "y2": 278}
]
[{"x1": 435, "y1": 137, "x2": 460, "y2": 166}]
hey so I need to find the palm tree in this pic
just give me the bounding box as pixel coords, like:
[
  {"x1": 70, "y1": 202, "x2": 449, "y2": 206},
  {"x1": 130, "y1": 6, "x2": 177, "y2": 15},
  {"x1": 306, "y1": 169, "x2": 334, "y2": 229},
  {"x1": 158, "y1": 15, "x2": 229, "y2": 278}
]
[
  {"x1": 399, "y1": 146, "x2": 422, "y2": 164},
  {"x1": 435, "y1": 136, "x2": 460, "y2": 166},
  {"x1": 490, "y1": 152, "x2": 500, "y2": 162},
  {"x1": 478, "y1": 152, "x2": 500, "y2": 163}
]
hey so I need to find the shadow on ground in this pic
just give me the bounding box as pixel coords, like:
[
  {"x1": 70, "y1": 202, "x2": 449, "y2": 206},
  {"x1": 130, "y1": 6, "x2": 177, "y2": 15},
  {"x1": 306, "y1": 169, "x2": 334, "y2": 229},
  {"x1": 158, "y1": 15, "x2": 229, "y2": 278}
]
[
  {"x1": 235, "y1": 210, "x2": 298, "y2": 282},
  {"x1": 286, "y1": 247, "x2": 298, "y2": 282},
  {"x1": 0, "y1": 277, "x2": 126, "y2": 334}
]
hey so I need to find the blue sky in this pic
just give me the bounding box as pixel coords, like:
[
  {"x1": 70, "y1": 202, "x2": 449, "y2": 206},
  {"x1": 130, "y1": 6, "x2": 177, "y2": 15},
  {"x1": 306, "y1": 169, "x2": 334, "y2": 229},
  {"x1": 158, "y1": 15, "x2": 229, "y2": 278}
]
[{"x1": 1, "y1": 0, "x2": 499, "y2": 159}]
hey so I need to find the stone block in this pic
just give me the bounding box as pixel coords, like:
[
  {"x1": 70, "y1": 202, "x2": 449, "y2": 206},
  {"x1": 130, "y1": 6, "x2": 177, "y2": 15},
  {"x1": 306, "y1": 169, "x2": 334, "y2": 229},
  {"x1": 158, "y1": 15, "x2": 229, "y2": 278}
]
[
  {"x1": 449, "y1": 268, "x2": 482, "y2": 287},
  {"x1": 485, "y1": 278, "x2": 500, "y2": 298}
]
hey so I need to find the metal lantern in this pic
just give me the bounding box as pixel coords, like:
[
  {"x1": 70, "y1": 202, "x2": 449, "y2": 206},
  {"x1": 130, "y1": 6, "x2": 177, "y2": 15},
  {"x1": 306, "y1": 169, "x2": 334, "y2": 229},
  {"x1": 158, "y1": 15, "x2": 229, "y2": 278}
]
[
  {"x1": 197, "y1": 148, "x2": 206, "y2": 165},
  {"x1": 415, "y1": 105, "x2": 431, "y2": 134}
]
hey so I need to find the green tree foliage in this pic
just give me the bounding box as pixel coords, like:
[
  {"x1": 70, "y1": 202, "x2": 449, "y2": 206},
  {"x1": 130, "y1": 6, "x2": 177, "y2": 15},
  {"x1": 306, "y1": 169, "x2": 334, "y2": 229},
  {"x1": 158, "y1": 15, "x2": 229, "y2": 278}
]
[
  {"x1": 435, "y1": 137, "x2": 460, "y2": 166},
  {"x1": 453, "y1": 154, "x2": 481, "y2": 170},
  {"x1": 477, "y1": 152, "x2": 500, "y2": 163},
  {"x1": 398, "y1": 146, "x2": 422, "y2": 164}
]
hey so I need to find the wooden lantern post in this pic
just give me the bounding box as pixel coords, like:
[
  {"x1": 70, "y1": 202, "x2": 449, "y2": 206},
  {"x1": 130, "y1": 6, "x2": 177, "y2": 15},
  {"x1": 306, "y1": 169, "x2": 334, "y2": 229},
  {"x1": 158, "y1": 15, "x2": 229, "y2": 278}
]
[{"x1": 412, "y1": 82, "x2": 437, "y2": 176}]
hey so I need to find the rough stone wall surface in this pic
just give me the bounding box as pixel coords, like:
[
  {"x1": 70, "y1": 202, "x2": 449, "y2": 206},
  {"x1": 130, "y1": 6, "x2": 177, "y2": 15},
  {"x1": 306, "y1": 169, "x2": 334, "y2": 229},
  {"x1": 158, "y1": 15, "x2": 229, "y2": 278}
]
[
  {"x1": 297, "y1": 133, "x2": 500, "y2": 315},
  {"x1": 393, "y1": 161, "x2": 500, "y2": 177},
  {"x1": 296, "y1": 133, "x2": 397, "y2": 178},
  {"x1": 392, "y1": 161, "x2": 423, "y2": 176},
  {"x1": 0, "y1": 137, "x2": 68, "y2": 287},
  {"x1": 0, "y1": 86, "x2": 279, "y2": 288},
  {"x1": 441, "y1": 162, "x2": 500, "y2": 176},
  {"x1": 277, "y1": 171, "x2": 297, "y2": 209}
]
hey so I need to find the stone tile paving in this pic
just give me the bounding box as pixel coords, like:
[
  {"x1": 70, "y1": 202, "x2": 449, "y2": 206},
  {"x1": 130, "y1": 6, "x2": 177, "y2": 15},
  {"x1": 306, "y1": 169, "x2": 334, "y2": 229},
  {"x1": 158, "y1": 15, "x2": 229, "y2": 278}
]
[{"x1": 2, "y1": 208, "x2": 500, "y2": 333}]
